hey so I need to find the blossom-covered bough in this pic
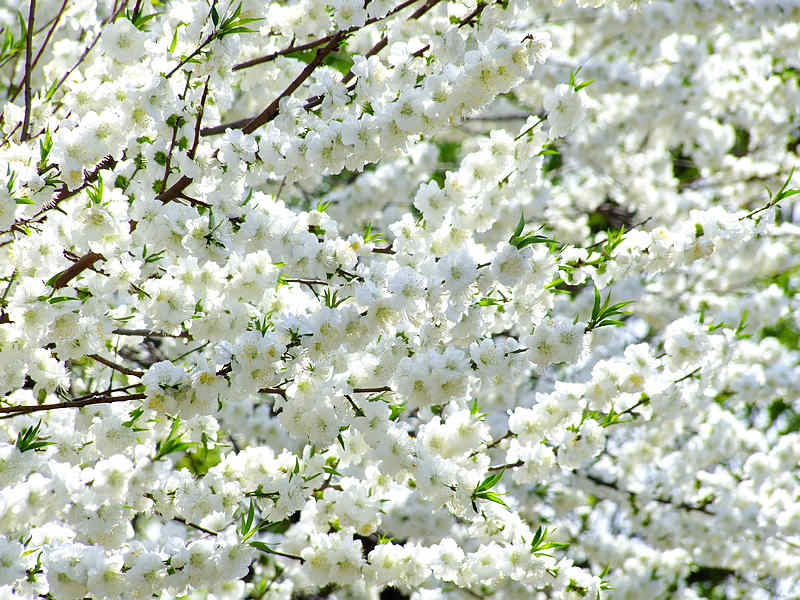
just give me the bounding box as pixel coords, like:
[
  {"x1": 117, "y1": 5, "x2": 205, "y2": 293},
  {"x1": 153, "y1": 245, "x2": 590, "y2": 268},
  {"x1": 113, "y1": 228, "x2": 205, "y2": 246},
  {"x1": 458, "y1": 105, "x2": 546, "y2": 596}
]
[{"x1": 1, "y1": 0, "x2": 799, "y2": 598}]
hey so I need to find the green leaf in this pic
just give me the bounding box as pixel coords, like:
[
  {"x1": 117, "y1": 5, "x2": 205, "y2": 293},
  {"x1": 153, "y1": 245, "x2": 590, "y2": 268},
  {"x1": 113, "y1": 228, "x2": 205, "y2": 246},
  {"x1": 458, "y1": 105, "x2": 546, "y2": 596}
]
[
  {"x1": 239, "y1": 498, "x2": 257, "y2": 541},
  {"x1": 16, "y1": 420, "x2": 56, "y2": 453},
  {"x1": 122, "y1": 407, "x2": 148, "y2": 431},
  {"x1": 153, "y1": 417, "x2": 197, "y2": 461},
  {"x1": 568, "y1": 67, "x2": 581, "y2": 88},
  {"x1": 47, "y1": 296, "x2": 79, "y2": 304},
  {"x1": 168, "y1": 24, "x2": 184, "y2": 53},
  {"x1": 509, "y1": 212, "x2": 559, "y2": 249},
  {"x1": 44, "y1": 79, "x2": 58, "y2": 100},
  {"x1": 475, "y1": 490, "x2": 509, "y2": 508},
  {"x1": 474, "y1": 470, "x2": 504, "y2": 495},
  {"x1": 39, "y1": 129, "x2": 53, "y2": 163},
  {"x1": 587, "y1": 287, "x2": 633, "y2": 331},
  {"x1": 512, "y1": 211, "x2": 526, "y2": 240},
  {"x1": 530, "y1": 525, "x2": 569, "y2": 556}
]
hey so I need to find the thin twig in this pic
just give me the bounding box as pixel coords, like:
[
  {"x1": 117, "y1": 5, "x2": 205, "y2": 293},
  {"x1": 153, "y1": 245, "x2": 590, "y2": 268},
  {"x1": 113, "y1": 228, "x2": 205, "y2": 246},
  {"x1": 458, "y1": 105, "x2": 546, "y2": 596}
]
[
  {"x1": 10, "y1": 0, "x2": 68, "y2": 103},
  {"x1": 231, "y1": 0, "x2": 422, "y2": 72},
  {"x1": 0, "y1": 121, "x2": 22, "y2": 148},
  {"x1": 112, "y1": 327, "x2": 191, "y2": 338},
  {"x1": 583, "y1": 473, "x2": 715, "y2": 515},
  {"x1": 48, "y1": 1, "x2": 128, "y2": 102},
  {"x1": 88, "y1": 354, "x2": 144, "y2": 377},
  {"x1": 282, "y1": 278, "x2": 329, "y2": 286},
  {"x1": 487, "y1": 460, "x2": 523, "y2": 472},
  {"x1": 241, "y1": 32, "x2": 346, "y2": 135},
  {"x1": 472, "y1": 430, "x2": 514, "y2": 458},
  {"x1": 583, "y1": 217, "x2": 653, "y2": 251},
  {"x1": 0, "y1": 393, "x2": 146, "y2": 418},
  {"x1": 19, "y1": 0, "x2": 36, "y2": 141},
  {"x1": 458, "y1": 0, "x2": 487, "y2": 28},
  {"x1": 673, "y1": 366, "x2": 701, "y2": 384},
  {"x1": 164, "y1": 8, "x2": 218, "y2": 80},
  {"x1": 173, "y1": 516, "x2": 218, "y2": 536},
  {"x1": 0, "y1": 154, "x2": 116, "y2": 242},
  {"x1": 188, "y1": 76, "x2": 210, "y2": 160}
]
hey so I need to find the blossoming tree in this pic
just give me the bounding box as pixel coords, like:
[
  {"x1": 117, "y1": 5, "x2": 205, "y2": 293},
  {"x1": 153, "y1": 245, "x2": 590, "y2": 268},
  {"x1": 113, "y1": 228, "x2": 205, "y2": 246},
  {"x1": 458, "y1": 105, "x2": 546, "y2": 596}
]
[{"x1": 1, "y1": 0, "x2": 799, "y2": 598}]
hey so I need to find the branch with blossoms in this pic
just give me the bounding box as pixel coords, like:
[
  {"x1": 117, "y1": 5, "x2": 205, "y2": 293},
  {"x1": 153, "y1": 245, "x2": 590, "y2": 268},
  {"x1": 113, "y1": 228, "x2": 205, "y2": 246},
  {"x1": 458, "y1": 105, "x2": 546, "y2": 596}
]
[
  {"x1": 0, "y1": 1, "x2": 799, "y2": 599},
  {"x1": 0, "y1": 391, "x2": 146, "y2": 419}
]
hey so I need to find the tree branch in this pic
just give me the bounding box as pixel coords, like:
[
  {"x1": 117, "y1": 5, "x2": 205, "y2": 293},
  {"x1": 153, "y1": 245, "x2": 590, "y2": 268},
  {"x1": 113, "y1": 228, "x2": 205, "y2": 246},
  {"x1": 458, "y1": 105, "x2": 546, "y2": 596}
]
[
  {"x1": 231, "y1": 0, "x2": 422, "y2": 73},
  {"x1": 87, "y1": 353, "x2": 144, "y2": 377},
  {"x1": 0, "y1": 393, "x2": 146, "y2": 418},
  {"x1": 19, "y1": 0, "x2": 36, "y2": 141},
  {"x1": 9, "y1": 0, "x2": 68, "y2": 103},
  {"x1": 48, "y1": 1, "x2": 128, "y2": 103},
  {"x1": 241, "y1": 32, "x2": 346, "y2": 135},
  {"x1": 188, "y1": 76, "x2": 210, "y2": 160},
  {"x1": 49, "y1": 250, "x2": 104, "y2": 289}
]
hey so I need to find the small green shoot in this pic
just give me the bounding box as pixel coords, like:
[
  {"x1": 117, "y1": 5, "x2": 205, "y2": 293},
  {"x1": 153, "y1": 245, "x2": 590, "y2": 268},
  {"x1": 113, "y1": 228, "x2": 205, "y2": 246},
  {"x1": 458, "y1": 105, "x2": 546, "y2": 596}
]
[
  {"x1": 15, "y1": 420, "x2": 55, "y2": 453},
  {"x1": 153, "y1": 417, "x2": 197, "y2": 461},
  {"x1": 530, "y1": 525, "x2": 569, "y2": 556},
  {"x1": 586, "y1": 287, "x2": 633, "y2": 331},
  {"x1": 509, "y1": 212, "x2": 559, "y2": 250},
  {"x1": 471, "y1": 470, "x2": 509, "y2": 512}
]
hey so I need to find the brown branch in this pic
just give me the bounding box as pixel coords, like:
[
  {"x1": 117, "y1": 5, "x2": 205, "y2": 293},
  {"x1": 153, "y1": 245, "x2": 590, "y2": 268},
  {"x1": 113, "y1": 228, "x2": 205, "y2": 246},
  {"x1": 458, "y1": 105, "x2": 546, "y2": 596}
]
[
  {"x1": 338, "y1": 0, "x2": 440, "y2": 85},
  {"x1": 351, "y1": 386, "x2": 392, "y2": 394},
  {"x1": 165, "y1": 19, "x2": 217, "y2": 80},
  {"x1": 408, "y1": 0, "x2": 444, "y2": 19},
  {"x1": 49, "y1": 250, "x2": 104, "y2": 289},
  {"x1": 48, "y1": 1, "x2": 127, "y2": 103},
  {"x1": 475, "y1": 430, "x2": 514, "y2": 457},
  {"x1": 156, "y1": 174, "x2": 193, "y2": 204},
  {"x1": 160, "y1": 119, "x2": 182, "y2": 195},
  {"x1": 458, "y1": 0, "x2": 487, "y2": 28},
  {"x1": 10, "y1": 0, "x2": 68, "y2": 103},
  {"x1": 583, "y1": 217, "x2": 653, "y2": 252},
  {"x1": 188, "y1": 76, "x2": 210, "y2": 160},
  {"x1": 0, "y1": 121, "x2": 22, "y2": 149},
  {"x1": 233, "y1": 33, "x2": 342, "y2": 72},
  {"x1": 112, "y1": 328, "x2": 191, "y2": 339},
  {"x1": 206, "y1": 0, "x2": 430, "y2": 136},
  {"x1": 282, "y1": 278, "x2": 329, "y2": 286},
  {"x1": 160, "y1": 75, "x2": 194, "y2": 196},
  {"x1": 583, "y1": 473, "x2": 715, "y2": 515},
  {"x1": 258, "y1": 387, "x2": 287, "y2": 399},
  {"x1": 88, "y1": 353, "x2": 144, "y2": 377},
  {"x1": 241, "y1": 32, "x2": 346, "y2": 135},
  {"x1": 173, "y1": 516, "x2": 218, "y2": 536},
  {"x1": 19, "y1": 0, "x2": 36, "y2": 141},
  {"x1": 335, "y1": 267, "x2": 364, "y2": 282},
  {"x1": 175, "y1": 192, "x2": 210, "y2": 208},
  {"x1": 253, "y1": 546, "x2": 305, "y2": 563},
  {"x1": 0, "y1": 393, "x2": 146, "y2": 418},
  {"x1": 0, "y1": 154, "x2": 116, "y2": 240},
  {"x1": 487, "y1": 460, "x2": 523, "y2": 472},
  {"x1": 232, "y1": 0, "x2": 422, "y2": 73},
  {"x1": 71, "y1": 383, "x2": 139, "y2": 401}
]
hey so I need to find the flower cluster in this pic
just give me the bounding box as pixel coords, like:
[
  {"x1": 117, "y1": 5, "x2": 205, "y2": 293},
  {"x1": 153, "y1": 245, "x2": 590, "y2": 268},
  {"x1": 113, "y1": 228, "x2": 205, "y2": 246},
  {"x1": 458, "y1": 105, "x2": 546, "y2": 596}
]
[{"x1": 0, "y1": 0, "x2": 799, "y2": 599}]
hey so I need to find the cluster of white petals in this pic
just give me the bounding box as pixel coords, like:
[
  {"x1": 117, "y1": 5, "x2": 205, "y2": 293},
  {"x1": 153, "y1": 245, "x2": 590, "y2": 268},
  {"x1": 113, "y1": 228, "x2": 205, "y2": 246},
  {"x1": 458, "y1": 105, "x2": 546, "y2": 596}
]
[{"x1": 1, "y1": 0, "x2": 799, "y2": 599}]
